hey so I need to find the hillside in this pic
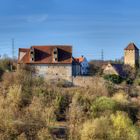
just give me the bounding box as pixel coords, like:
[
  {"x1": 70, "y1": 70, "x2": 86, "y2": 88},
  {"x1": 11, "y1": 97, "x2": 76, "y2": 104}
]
[{"x1": 0, "y1": 64, "x2": 139, "y2": 140}]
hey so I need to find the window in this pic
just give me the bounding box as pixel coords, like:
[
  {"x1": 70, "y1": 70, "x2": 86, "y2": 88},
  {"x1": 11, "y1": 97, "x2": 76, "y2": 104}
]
[
  {"x1": 54, "y1": 51, "x2": 57, "y2": 54},
  {"x1": 55, "y1": 58, "x2": 58, "y2": 61}
]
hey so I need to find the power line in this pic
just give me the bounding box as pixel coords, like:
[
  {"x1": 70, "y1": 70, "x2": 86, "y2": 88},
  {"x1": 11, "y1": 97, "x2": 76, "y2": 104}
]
[
  {"x1": 12, "y1": 38, "x2": 15, "y2": 59},
  {"x1": 101, "y1": 49, "x2": 104, "y2": 61}
]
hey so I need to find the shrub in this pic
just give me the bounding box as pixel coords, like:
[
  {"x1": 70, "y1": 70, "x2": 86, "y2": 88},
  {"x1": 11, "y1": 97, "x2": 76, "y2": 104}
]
[
  {"x1": 67, "y1": 92, "x2": 87, "y2": 140},
  {"x1": 105, "y1": 81, "x2": 116, "y2": 96},
  {"x1": 110, "y1": 111, "x2": 138, "y2": 140},
  {"x1": 112, "y1": 91, "x2": 130, "y2": 105},
  {"x1": 37, "y1": 128, "x2": 52, "y2": 140},
  {"x1": 17, "y1": 133, "x2": 27, "y2": 140},
  {"x1": 80, "y1": 112, "x2": 139, "y2": 140},
  {"x1": 91, "y1": 96, "x2": 117, "y2": 117},
  {"x1": 55, "y1": 94, "x2": 70, "y2": 121},
  {"x1": 104, "y1": 74, "x2": 123, "y2": 84},
  {"x1": 0, "y1": 57, "x2": 12, "y2": 71},
  {"x1": 80, "y1": 117, "x2": 110, "y2": 140}
]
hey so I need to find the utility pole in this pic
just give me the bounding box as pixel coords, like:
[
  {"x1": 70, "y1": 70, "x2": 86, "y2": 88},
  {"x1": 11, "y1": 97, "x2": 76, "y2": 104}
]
[
  {"x1": 11, "y1": 38, "x2": 15, "y2": 71},
  {"x1": 12, "y1": 38, "x2": 14, "y2": 59},
  {"x1": 101, "y1": 49, "x2": 104, "y2": 66},
  {"x1": 101, "y1": 49, "x2": 104, "y2": 61}
]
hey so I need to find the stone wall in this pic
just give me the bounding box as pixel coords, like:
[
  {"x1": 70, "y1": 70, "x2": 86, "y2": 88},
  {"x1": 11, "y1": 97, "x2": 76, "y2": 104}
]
[
  {"x1": 124, "y1": 50, "x2": 139, "y2": 67},
  {"x1": 30, "y1": 64, "x2": 105, "y2": 87},
  {"x1": 72, "y1": 76, "x2": 105, "y2": 87},
  {"x1": 32, "y1": 64, "x2": 72, "y2": 80}
]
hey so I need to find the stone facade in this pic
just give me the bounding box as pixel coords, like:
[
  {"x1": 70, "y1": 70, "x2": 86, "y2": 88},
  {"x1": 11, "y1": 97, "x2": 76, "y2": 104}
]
[
  {"x1": 124, "y1": 43, "x2": 139, "y2": 68},
  {"x1": 32, "y1": 64, "x2": 72, "y2": 80}
]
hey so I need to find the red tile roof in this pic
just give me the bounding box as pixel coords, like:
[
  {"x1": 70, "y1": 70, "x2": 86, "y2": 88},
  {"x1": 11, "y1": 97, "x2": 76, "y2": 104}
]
[
  {"x1": 18, "y1": 45, "x2": 72, "y2": 64},
  {"x1": 74, "y1": 57, "x2": 84, "y2": 63},
  {"x1": 18, "y1": 48, "x2": 30, "y2": 64},
  {"x1": 124, "y1": 43, "x2": 139, "y2": 50}
]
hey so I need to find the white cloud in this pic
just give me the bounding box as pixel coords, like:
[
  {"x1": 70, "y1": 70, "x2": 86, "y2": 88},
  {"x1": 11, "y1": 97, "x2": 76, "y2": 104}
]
[{"x1": 26, "y1": 14, "x2": 48, "y2": 23}]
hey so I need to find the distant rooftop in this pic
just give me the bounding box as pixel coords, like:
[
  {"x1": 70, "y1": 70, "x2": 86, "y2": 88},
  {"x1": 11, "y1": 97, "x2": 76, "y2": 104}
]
[
  {"x1": 74, "y1": 56, "x2": 85, "y2": 63},
  {"x1": 18, "y1": 45, "x2": 72, "y2": 64}
]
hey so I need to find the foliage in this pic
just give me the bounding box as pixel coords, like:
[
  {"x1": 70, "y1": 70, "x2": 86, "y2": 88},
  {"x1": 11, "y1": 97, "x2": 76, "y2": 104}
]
[
  {"x1": 112, "y1": 91, "x2": 130, "y2": 105},
  {"x1": 0, "y1": 63, "x2": 139, "y2": 139},
  {"x1": 105, "y1": 81, "x2": 116, "y2": 96},
  {"x1": 80, "y1": 112, "x2": 139, "y2": 140},
  {"x1": 88, "y1": 60, "x2": 103, "y2": 75},
  {"x1": 80, "y1": 117, "x2": 110, "y2": 140},
  {"x1": 110, "y1": 111, "x2": 138, "y2": 140},
  {"x1": 91, "y1": 96, "x2": 117, "y2": 117},
  {"x1": 104, "y1": 74, "x2": 123, "y2": 84},
  {"x1": 37, "y1": 128, "x2": 53, "y2": 140},
  {"x1": 123, "y1": 65, "x2": 136, "y2": 80},
  {"x1": 122, "y1": 65, "x2": 137, "y2": 85},
  {"x1": 0, "y1": 57, "x2": 12, "y2": 71}
]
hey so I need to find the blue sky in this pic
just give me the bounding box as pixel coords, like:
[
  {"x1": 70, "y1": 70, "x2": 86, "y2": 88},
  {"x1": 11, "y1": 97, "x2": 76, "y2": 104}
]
[{"x1": 0, "y1": 0, "x2": 140, "y2": 60}]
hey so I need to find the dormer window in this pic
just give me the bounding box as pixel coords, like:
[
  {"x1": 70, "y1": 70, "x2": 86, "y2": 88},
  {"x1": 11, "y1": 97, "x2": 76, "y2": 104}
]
[
  {"x1": 31, "y1": 51, "x2": 34, "y2": 54},
  {"x1": 53, "y1": 48, "x2": 58, "y2": 62},
  {"x1": 30, "y1": 48, "x2": 35, "y2": 62}
]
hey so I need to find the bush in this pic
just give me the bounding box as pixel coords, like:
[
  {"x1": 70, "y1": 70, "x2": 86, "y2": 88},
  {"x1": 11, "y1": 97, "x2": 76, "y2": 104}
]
[
  {"x1": 55, "y1": 94, "x2": 70, "y2": 121},
  {"x1": 105, "y1": 81, "x2": 116, "y2": 96},
  {"x1": 110, "y1": 111, "x2": 138, "y2": 140},
  {"x1": 37, "y1": 128, "x2": 52, "y2": 140},
  {"x1": 112, "y1": 91, "x2": 130, "y2": 105},
  {"x1": 91, "y1": 96, "x2": 117, "y2": 117},
  {"x1": 104, "y1": 74, "x2": 123, "y2": 84},
  {"x1": 80, "y1": 117, "x2": 110, "y2": 140},
  {"x1": 67, "y1": 93, "x2": 86, "y2": 140},
  {"x1": 80, "y1": 111, "x2": 139, "y2": 140},
  {"x1": 0, "y1": 58, "x2": 12, "y2": 71}
]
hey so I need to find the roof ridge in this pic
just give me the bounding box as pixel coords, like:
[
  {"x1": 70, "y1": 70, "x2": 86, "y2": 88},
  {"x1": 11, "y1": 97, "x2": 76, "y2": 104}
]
[{"x1": 124, "y1": 42, "x2": 139, "y2": 50}]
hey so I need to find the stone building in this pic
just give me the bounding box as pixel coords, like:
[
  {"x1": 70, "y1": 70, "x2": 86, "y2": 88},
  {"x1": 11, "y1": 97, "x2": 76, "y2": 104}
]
[
  {"x1": 18, "y1": 45, "x2": 72, "y2": 80},
  {"x1": 124, "y1": 43, "x2": 139, "y2": 68}
]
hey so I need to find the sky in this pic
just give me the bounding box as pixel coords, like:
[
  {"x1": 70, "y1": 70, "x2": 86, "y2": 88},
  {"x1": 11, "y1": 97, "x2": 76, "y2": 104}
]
[{"x1": 0, "y1": 0, "x2": 140, "y2": 60}]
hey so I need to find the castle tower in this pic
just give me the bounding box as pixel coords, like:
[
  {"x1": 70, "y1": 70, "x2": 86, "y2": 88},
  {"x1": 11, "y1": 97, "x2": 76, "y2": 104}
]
[{"x1": 124, "y1": 43, "x2": 139, "y2": 68}]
